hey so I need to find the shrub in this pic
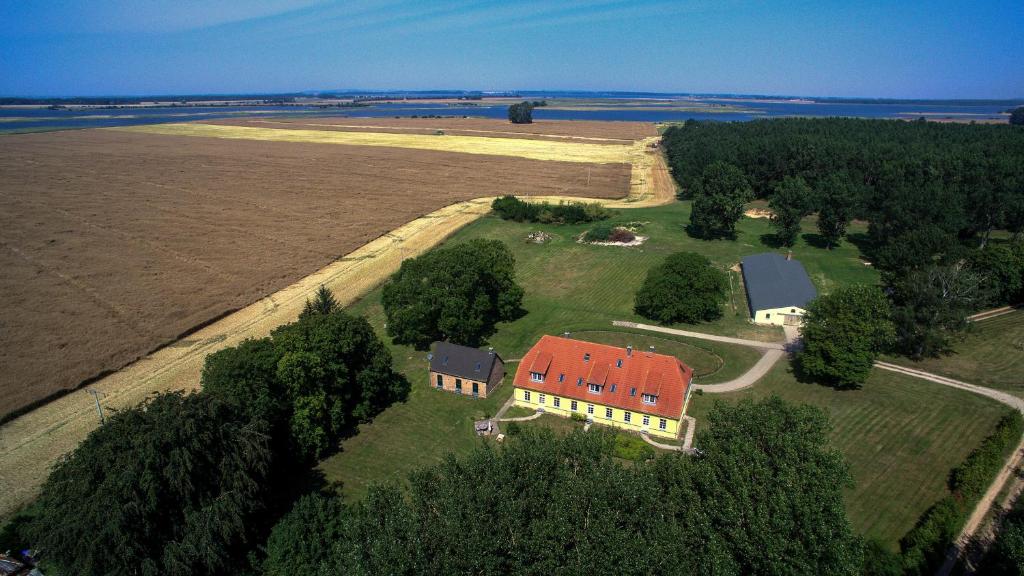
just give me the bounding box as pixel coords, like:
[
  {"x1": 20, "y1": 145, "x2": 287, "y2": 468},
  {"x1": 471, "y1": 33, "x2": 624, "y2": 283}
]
[
  {"x1": 584, "y1": 224, "x2": 614, "y2": 242},
  {"x1": 608, "y1": 228, "x2": 636, "y2": 243},
  {"x1": 490, "y1": 196, "x2": 610, "y2": 225},
  {"x1": 570, "y1": 412, "x2": 587, "y2": 422},
  {"x1": 612, "y1": 434, "x2": 656, "y2": 461},
  {"x1": 504, "y1": 421, "x2": 522, "y2": 436},
  {"x1": 949, "y1": 413, "x2": 1023, "y2": 501}
]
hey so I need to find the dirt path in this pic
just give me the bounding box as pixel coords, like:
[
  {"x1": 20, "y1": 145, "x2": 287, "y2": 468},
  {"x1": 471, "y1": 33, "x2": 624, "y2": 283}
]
[
  {"x1": 0, "y1": 140, "x2": 672, "y2": 520},
  {"x1": 611, "y1": 321, "x2": 786, "y2": 350}
]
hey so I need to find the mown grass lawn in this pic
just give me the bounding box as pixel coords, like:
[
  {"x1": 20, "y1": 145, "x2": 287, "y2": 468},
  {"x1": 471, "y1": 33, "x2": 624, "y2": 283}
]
[
  {"x1": 687, "y1": 360, "x2": 1012, "y2": 550},
  {"x1": 318, "y1": 200, "x2": 1000, "y2": 552},
  {"x1": 885, "y1": 310, "x2": 1024, "y2": 398}
]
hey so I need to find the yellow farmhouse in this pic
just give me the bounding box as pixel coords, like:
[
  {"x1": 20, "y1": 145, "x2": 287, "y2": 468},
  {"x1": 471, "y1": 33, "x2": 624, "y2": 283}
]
[
  {"x1": 740, "y1": 252, "x2": 818, "y2": 326},
  {"x1": 512, "y1": 335, "x2": 693, "y2": 440}
]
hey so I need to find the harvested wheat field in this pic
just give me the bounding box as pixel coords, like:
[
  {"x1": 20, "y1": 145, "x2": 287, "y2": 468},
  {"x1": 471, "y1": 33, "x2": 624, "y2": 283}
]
[
  {"x1": 210, "y1": 116, "x2": 659, "y2": 143},
  {"x1": 0, "y1": 122, "x2": 638, "y2": 422}
]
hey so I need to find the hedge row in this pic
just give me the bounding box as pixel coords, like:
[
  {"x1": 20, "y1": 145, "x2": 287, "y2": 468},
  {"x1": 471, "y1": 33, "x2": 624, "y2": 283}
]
[
  {"x1": 899, "y1": 412, "x2": 1023, "y2": 575},
  {"x1": 491, "y1": 195, "x2": 610, "y2": 224}
]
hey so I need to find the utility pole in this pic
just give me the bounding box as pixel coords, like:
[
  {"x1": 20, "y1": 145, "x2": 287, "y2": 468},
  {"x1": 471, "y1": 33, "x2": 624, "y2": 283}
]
[{"x1": 86, "y1": 388, "x2": 105, "y2": 424}]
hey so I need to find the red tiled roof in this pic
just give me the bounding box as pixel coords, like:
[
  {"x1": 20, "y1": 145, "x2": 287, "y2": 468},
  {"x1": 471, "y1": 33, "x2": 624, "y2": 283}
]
[{"x1": 512, "y1": 335, "x2": 693, "y2": 420}]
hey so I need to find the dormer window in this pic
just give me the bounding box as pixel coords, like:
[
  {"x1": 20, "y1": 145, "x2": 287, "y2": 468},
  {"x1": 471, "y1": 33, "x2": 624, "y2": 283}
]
[
  {"x1": 583, "y1": 353, "x2": 590, "y2": 362},
  {"x1": 610, "y1": 384, "x2": 617, "y2": 393},
  {"x1": 642, "y1": 393, "x2": 657, "y2": 405},
  {"x1": 630, "y1": 387, "x2": 637, "y2": 397},
  {"x1": 558, "y1": 373, "x2": 565, "y2": 383},
  {"x1": 577, "y1": 377, "x2": 584, "y2": 386},
  {"x1": 615, "y1": 359, "x2": 623, "y2": 368},
  {"x1": 530, "y1": 372, "x2": 544, "y2": 383},
  {"x1": 588, "y1": 383, "x2": 601, "y2": 393}
]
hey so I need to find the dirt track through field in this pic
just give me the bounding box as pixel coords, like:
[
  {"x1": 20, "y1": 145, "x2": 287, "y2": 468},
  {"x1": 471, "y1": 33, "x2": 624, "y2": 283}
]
[{"x1": 0, "y1": 122, "x2": 672, "y2": 519}]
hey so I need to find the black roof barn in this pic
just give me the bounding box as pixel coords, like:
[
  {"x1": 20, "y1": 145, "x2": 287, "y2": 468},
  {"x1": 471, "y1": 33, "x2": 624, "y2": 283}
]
[
  {"x1": 740, "y1": 252, "x2": 817, "y2": 314},
  {"x1": 430, "y1": 342, "x2": 502, "y2": 381}
]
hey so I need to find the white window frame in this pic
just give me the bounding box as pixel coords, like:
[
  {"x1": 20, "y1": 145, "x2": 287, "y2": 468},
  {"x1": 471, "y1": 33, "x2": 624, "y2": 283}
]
[
  {"x1": 553, "y1": 397, "x2": 560, "y2": 408},
  {"x1": 530, "y1": 372, "x2": 544, "y2": 383},
  {"x1": 642, "y1": 393, "x2": 657, "y2": 405},
  {"x1": 587, "y1": 383, "x2": 601, "y2": 393},
  {"x1": 571, "y1": 400, "x2": 578, "y2": 411},
  {"x1": 624, "y1": 412, "x2": 631, "y2": 423},
  {"x1": 659, "y1": 418, "x2": 667, "y2": 430},
  {"x1": 587, "y1": 404, "x2": 594, "y2": 415},
  {"x1": 523, "y1": 390, "x2": 531, "y2": 402},
  {"x1": 539, "y1": 393, "x2": 546, "y2": 405},
  {"x1": 642, "y1": 414, "x2": 650, "y2": 426},
  {"x1": 605, "y1": 407, "x2": 613, "y2": 419}
]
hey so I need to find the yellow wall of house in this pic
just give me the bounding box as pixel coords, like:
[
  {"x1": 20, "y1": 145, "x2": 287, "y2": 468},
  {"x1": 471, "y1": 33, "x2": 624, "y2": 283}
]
[
  {"x1": 752, "y1": 306, "x2": 806, "y2": 326},
  {"x1": 512, "y1": 387, "x2": 682, "y2": 439}
]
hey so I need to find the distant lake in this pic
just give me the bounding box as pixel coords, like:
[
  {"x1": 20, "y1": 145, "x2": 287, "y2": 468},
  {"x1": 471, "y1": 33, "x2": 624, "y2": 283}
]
[{"x1": 0, "y1": 99, "x2": 1013, "y2": 133}]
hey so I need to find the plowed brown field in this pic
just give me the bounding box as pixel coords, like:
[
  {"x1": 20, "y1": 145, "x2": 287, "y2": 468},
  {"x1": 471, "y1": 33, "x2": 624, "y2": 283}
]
[{"x1": 0, "y1": 124, "x2": 632, "y2": 420}]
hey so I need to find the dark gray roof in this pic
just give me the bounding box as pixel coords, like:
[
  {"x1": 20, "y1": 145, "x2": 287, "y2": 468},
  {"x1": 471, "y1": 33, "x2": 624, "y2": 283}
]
[
  {"x1": 430, "y1": 342, "x2": 502, "y2": 380},
  {"x1": 740, "y1": 252, "x2": 817, "y2": 314}
]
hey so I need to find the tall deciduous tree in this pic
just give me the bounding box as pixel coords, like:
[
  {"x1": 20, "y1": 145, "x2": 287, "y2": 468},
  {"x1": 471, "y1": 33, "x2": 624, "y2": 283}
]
[
  {"x1": 263, "y1": 493, "x2": 347, "y2": 576},
  {"x1": 203, "y1": 311, "x2": 409, "y2": 461},
  {"x1": 507, "y1": 101, "x2": 534, "y2": 124},
  {"x1": 634, "y1": 251, "x2": 728, "y2": 324},
  {"x1": 889, "y1": 262, "x2": 991, "y2": 358},
  {"x1": 769, "y1": 175, "x2": 814, "y2": 246},
  {"x1": 815, "y1": 172, "x2": 859, "y2": 249},
  {"x1": 687, "y1": 161, "x2": 754, "y2": 239},
  {"x1": 27, "y1": 393, "x2": 272, "y2": 576},
  {"x1": 797, "y1": 285, "x2": 896, "y2": 388},
  {"x1": 382, "y1": 239, "x2": 524, "y2": 349}
]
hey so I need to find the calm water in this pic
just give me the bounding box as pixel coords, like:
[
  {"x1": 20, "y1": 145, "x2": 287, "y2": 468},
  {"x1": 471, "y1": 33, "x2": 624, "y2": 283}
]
[{"x1": 0, "y1": 98, "x2": 1015, "y2": 133}]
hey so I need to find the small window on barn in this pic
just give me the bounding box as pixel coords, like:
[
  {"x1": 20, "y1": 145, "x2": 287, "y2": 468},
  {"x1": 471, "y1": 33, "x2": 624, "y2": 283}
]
[
  {"x1": 791, "y1": 308, "x2": 796, "y2": 313},
  {"x1": 442, "y1": 355, "x2": 449, "y2": 366},
  {"x1": 475, "y1": 362, "x2": 481, "y2": 371},
  {"x1": 616, "y1": 359, "x2": 623, "y2": 368},
  {"x1": 765, "y1": 313, "x2": 771, "y2": 319}
]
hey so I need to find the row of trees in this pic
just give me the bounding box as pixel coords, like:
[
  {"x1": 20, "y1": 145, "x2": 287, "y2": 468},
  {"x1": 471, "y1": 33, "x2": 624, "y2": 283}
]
[
  {"x1": 20, "y1": 289, "x2": 410, "y2": 575},
  {"x1": 263, "y1": 397, "x2": 864, "y2": 575}
]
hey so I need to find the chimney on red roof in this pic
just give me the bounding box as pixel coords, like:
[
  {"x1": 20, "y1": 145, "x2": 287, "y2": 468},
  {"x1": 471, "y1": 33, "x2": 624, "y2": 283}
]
[{"x1": 626, "y1": 345, "x2": 633, "y2": 357}]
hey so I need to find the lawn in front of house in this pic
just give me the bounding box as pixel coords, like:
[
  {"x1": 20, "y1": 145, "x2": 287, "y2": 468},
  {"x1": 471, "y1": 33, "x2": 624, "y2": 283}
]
[{"x1": 686, "y1": 360, "x2": 1012, "y2": 550}]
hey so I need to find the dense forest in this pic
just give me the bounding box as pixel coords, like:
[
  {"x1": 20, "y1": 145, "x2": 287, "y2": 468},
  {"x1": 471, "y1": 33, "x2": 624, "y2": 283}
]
[{"x1": 663, "y1": 118, "x2": 1024, "y2": 358}]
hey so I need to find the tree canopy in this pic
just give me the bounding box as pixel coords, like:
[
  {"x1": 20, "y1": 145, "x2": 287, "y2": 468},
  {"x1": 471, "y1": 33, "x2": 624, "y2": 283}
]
[
  {"x1": 634, "y1": 251, "x2": 729, "y2": 324},
  {"x1": 797, "y1": 285, "x2": 896, "y2": 388},
  {"x1": 507, "y1": 101, "x2": 534, "y2": 124},
  {"x1": 768, "y1": 175, "x2": 814, "y2": 246},
  {"x1": 382, "y1": 239, "x2": 524, "y2": 349},
  {"x1": 203, "y1": 305, "x2": 409, "y2": 461},
  {"x1": 300, "y1": 284, "x2": 339, "y2": 319},
  {"x1": 1011, "y1": 106, "x2": 1024, "y2": 126},
  {"x1": 687, "y1": 161, "x2": 754, "y2": 239},
  {"x1": 27, "y1": 392, "x2": 272, "y2": 576},
  {"x1": 266, "y1": 396, "x2": 861, "y2": 575}
]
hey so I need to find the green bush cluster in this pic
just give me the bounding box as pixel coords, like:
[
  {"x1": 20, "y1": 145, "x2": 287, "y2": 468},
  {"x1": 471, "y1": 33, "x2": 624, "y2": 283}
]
[
  {"x1": 899, "y1": 413, "x2": 1023, "y2": 575},
  {"x1": 611, "y1": 434, "x2": 656, "y2": 462},
  {"x1": 491, "y1": 195, "x2": 611, "y2": 224}
]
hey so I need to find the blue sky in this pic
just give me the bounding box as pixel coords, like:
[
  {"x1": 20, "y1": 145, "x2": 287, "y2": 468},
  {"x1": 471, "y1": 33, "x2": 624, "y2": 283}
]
[{"x1": 1, "y1": 0, "x2": 1022, "y2": 98}]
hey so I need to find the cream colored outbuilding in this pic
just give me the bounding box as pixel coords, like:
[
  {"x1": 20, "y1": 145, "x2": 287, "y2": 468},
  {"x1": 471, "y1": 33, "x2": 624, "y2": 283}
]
[{"x1": 751, "y1": 305, "x2": 807, "y2": 326}]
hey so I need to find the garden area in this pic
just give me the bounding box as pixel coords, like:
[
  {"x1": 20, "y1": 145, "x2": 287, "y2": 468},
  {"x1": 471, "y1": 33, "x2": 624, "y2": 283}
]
[{"x1": 315, "y1": 199, "x2": 1009, "y2": 554}]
